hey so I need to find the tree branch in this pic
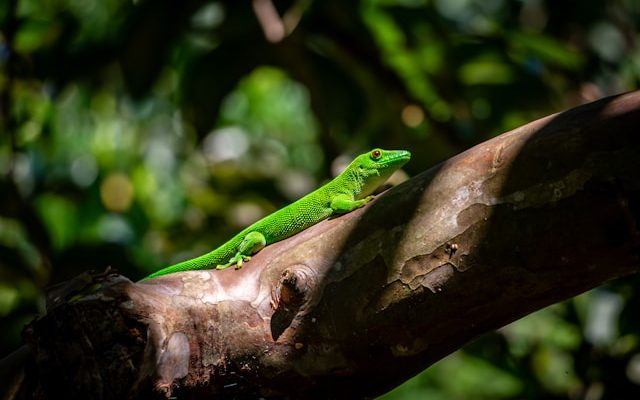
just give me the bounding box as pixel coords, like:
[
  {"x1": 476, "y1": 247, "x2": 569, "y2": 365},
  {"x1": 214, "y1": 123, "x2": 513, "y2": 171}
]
[{"x1": 10, "y1": 91, "x2": 640, "y2": 399}]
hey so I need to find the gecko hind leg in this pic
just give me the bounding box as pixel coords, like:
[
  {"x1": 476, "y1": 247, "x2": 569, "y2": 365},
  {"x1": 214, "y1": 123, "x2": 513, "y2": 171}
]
[{"x1": 216, "y1": 231, "x2": 266, "y2": 270}]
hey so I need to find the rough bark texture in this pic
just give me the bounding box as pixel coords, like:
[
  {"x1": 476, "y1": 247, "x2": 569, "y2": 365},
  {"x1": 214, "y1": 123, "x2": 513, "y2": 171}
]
[{"x1": 6, "y1": 92, "x2": 640, "y2": 399}]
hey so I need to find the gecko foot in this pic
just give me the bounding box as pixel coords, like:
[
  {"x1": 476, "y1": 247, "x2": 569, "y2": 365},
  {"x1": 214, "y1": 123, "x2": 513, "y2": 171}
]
[{"x1": 216, "y1": 254, "x2": 252, "y2": 270}]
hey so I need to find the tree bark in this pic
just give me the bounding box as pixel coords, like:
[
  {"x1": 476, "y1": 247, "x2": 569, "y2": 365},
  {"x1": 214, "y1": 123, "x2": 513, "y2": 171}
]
[{"x1": 7, "y1": 91, "x2": 640, "y2": 399}]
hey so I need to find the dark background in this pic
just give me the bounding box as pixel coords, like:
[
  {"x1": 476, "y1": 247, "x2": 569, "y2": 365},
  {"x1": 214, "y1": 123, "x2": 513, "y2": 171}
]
[{"x1": 0, "y1": 0, "x2": 639, "y2": 398}]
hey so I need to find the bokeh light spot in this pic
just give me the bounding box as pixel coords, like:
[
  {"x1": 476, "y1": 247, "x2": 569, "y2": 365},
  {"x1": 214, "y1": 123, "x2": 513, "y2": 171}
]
[
  {"x1": 401, "y1": 104, "x2": 425, "y2": 127},
  {"x1": 100, "y1": 173, "x2": 134, "y2": 212}
]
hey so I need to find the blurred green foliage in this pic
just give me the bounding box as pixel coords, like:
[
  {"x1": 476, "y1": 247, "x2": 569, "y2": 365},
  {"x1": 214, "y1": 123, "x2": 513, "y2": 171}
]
[{"x1": 1, "y1": 0, "x2": 639, "y2": 398}]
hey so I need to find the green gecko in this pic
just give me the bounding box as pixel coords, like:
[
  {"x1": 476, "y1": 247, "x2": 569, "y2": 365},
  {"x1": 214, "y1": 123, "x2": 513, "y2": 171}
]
[{"x1": 143, "y1": 148, "x2": 411, "y2": 280}]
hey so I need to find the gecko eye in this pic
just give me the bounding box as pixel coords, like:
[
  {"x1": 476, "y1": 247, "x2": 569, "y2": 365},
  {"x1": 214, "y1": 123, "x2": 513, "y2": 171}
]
[{"x1": 371, "y1": 149, "x2": 382, "y2": 160}]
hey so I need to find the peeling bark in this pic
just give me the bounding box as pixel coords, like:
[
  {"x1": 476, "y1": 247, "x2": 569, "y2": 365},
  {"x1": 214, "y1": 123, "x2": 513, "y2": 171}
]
[{"x1": 8, "y1": 92, "x2": 640, "y2": 399}]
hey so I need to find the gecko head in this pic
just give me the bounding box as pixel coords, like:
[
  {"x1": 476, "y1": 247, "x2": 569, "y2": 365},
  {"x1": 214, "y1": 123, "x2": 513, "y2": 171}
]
[{"x1": 350, "y1": 148, "x2": 411, "y2": 196}]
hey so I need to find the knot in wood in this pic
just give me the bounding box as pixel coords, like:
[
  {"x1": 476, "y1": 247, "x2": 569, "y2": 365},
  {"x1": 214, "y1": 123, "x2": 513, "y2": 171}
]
[{"x1": 272, "y1": 265, "x2": 315, "y2": 311}]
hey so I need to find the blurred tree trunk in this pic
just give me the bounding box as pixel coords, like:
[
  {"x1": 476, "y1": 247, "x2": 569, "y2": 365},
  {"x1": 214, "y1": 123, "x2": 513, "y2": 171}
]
[{"x1": 4, "y1": 91, "x2": 640, "y2": 400}]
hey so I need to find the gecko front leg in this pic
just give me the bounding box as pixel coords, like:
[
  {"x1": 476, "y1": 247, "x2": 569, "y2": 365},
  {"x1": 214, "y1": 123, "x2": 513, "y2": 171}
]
[{"x1": 216, "y1": 231, "x2": 267, "y2": 270}]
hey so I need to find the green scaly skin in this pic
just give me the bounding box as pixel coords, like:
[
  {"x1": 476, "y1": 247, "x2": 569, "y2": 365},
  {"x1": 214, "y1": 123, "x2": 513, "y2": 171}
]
[{"x1": 142, "y1": 148, "x2": 411, "y2": 280}]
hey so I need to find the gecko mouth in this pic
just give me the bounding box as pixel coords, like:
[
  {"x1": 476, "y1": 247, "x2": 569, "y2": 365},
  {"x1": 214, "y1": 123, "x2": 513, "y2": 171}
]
[{"x1": 378, "y1": 150, "x2": 411, "y2": 168}]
